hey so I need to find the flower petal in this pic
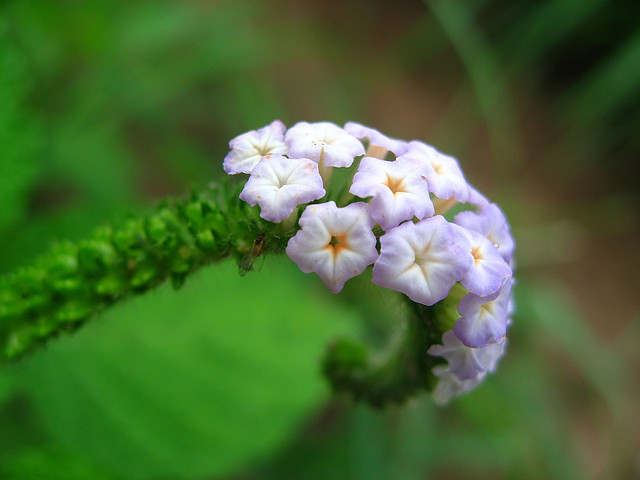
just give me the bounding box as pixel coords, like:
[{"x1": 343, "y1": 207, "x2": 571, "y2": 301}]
[
  {"x1": 285, "y1": 121, "x2": 365, "y2": 168},
  {"x1": 451, "y1": 224, "x2": 512, "y2": 296},
  {"x1": 349, "y1": 156, "x2": 434, "y2": 230},
  {"x1": 344, "y1": 122, "x2": 408, "y2": 157},
  {"x1": 372, "y1": 216, "x2": 471, "y2": 306},
  {"x1": 401, "y1": 141, "x2": 470, "y2": 202},
  {"x1": 286, "y1": 202, "x2": 378, "y2": 293},
  {"x1": 453, "y1": 279, "x2": 512, "y2": 348},
  {"x1": 223, "y1": 120, "x2": 288, "y2": 174},
  {"x1": 455, "y1": 203, "x2": 515, "y2": 263}
]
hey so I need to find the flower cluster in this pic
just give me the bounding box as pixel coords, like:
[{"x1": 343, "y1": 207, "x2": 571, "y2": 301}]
[{"x1": 223, "y1": 120, "x2": 515, "y2": 403}]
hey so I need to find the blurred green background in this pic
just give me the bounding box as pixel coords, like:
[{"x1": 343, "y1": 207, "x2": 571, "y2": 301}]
[{"x1": 1, "y1": 0, "x2": 639, "y2": 479}]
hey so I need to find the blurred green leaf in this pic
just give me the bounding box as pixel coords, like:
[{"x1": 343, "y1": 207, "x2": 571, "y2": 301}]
[
  {"x1": 424, "y1": 0, "x2": 522, "y2": 177},
  {"x1": 0, "y1": 449, "x2": 118, "y2": 480},
  {"x1": 499, "y1": 0, "x2": 609, "y2": 72},
  {"x1": 562, "y1": 29, "x2": 640, "y2": 127},
  {"x1": 14, "y1": 259, "x2": 358, "y2": 480},
  {"x1": 0, "y1": 30, "x2": 42, "y2": 230}
]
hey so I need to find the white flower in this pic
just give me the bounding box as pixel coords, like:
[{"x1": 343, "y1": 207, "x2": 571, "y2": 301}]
[
  {"x1": 466, "y1": 185, "x2": 490, "y2": 209},
  {"x1": 430, "y1": 333, "x2": 506, "y2": 404},
  {"x1": 402, "y1": 141, "x2": 470, "y2": 202},
  {"x1": 428, "y1": 330, "x2": 505, "y2": 381},
  {"x1": 286, "y1": 201, "x2": 378, "y2": 293},
  {"x1": 344, "y1": 122, "x2": 408, "y2": 157},
  {"x1": 454, "y1": 203, "x2": 515, "y2": 263},
  {"x1": 431, "y1": 365, "x2": 485, "y2": 405},
  {"x1": 285, "y1": 121, "x2": 365, "y2": 168},
  {"x1": 371, "y1": 216, "x2": 471, "y2": 306},
  {"x1": 349, "y1": 156, "x2": 434, "y2": 230},
  {"x1": 453, "y1": 279, "x2": 512, "y2": 348},
  {"x1": 451, "y1": 224, "x2": 512, "y2": 297},
  {"x1": 223, "y1": 120, "x2": 288, "y2": 175},
  {"x1": 239, "y1": 154, "x2": 326, "y2": 223}
]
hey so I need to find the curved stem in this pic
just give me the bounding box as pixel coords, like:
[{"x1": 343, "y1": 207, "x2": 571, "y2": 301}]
[
  {"x1": 323, "y1": 300, "x2": 448, "y2": 408},
  {"x1": 0, "y1": 182, "x2": 289, "y2": 364}
]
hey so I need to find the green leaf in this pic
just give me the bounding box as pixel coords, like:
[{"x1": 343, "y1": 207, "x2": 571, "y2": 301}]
[
  {"x1": 0, "y1": 32, "x2": 42, "y2": 230},
  {"x1": 15, "y1": 259, "x2": 358, "y2": 480},
  {"x1": 0, "y1": 449, "x2": 118, "y2": 480}
]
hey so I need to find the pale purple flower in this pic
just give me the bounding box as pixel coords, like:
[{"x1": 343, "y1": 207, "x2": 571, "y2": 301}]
[
  {"x1": 239, "y1": 154, "x2": 326, "y2": 223},
  {"x1": 286, "y1": 201, "x2": 378, "y2": 293},
  {"x1": 344, "y1": 122, "x2": 408, "y2": 157},
  {"x1": 223, "y1": 120, "x2": 288, "y2": 175},
  {"x1": 466, "y1": 185, "x2": 490, "y2": 209},
  {"x1": 454, "y1": 203, "x2": 515, "y2": 263},
  {"x1": 428, "y1": 330, "x2": 506, "y2": 381},
  {"x1": 451, "y1": 224, "x2": 512, "y2": 297},
  {"x1": 372, "y1": 216, "x2": 471, "y2": 306},
  {"x1": 401, "y1": 141, "x2": 470, "y2": 203},
  {"x1": 453, "y1": 279, "x2": 512, "y2": 348},
  {"x1": 285, "y1": 121, "x2": 365, "y2": 168},
  {"x1": 431, "y1": 365, "x2": 485, "y2": 405},
  {"x1": 349, "y1": 156, "x2": 434, "y2": 230}
]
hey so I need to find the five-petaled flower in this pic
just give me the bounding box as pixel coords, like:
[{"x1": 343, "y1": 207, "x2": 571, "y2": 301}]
[
  {"x1": 349, "y1": 156, "x2": 434, "y2": 230},
  {"x1": 223, "y1": 120, "x2": 288, "y2": 175},
  {"x1": 451, "y1": 223, "x2": 512, "y2": 297},
  {"x1": 286, "y1": 202, "x2": 378, "y2": 293},
  {"x1": 372, "y1": 216, "x2": 471, "y2": 306},
  {"x1": 239, "y1": 154, "x2": 326, "y2": 223},
  {"x1": 453, "y1": 279, "x2": 512, "y2": 348}
]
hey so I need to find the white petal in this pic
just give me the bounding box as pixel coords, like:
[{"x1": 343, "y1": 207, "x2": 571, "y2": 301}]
[
  {"x1": 285, "y1": 121, "x2": 365, "y2": 168},
  {"x1": 223, "y1": 120, "x2": 288, "y2": 174},
  {"x1": 428, "y1": 330, "x2": 506, "y2": 380},
  {"x1": 453, "y1": 279, "x2": 512, "y2": 348},
  {"x1": 401, "y1": 141, "x2": 470, "y2": 202},
  {"x1": 344, "y1": 122, "x2": 408, "y2": 156}
]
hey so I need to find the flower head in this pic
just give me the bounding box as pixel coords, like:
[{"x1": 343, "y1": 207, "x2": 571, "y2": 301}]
[
  {"x1": 221, "y1": 120, "x2": 517, "y2": 406},
  {"x1": 453, "y1": 279, "x2": 512, "y2": 348},
  {"x1": 402, "y1": 141, "x2": 470, "y2": 203},
  {"x1": 285, "y1": 121, "x2": 365, "y2": 168},
  {"x1": 372, "y1": 216, "x2": 471, "y2": 306},
  {"x1": 286, "y1": 201, "x2": 378, "y2": 293},
  {"x1": 239, "y1": 154, "x2": 326, "y2": 223},
  {"x1": 349, "y1": 156, "x2": 434, "y2": 230},
  {"x1": 223, "y1": 120, "x2": 288, "y2": 175}
]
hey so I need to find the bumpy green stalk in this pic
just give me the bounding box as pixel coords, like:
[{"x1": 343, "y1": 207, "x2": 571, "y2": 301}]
[
  {"x1": 0, "y1": 182, "x2": 290, "y2": 364},
  {"x1": 322, "y1": 288, "x2": 464, "y2": 407}
]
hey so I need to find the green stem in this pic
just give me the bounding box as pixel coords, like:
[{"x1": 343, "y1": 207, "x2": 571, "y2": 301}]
[
  {"x1": 323, "y1": 300, "x2": 449, "y2": 408},
  {"x1": 0, "y1": 182, "x2": 289, "y2": 364}
]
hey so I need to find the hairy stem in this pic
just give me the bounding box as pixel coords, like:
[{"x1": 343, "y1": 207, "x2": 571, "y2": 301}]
[
  {"x1": 0, "y1": 182, "x2": 290, "y2": 364},
  {"x1": 323, "y1": 300, "x2": 449, "y2": 408}
]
